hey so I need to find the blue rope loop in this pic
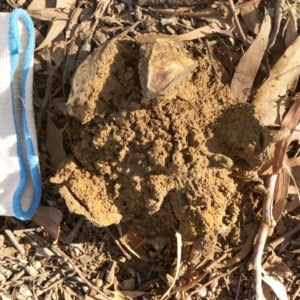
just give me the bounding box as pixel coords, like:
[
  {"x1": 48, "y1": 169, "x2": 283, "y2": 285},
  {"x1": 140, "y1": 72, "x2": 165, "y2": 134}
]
[{"x1": 9, "y1": 8, "x2": 41, "y2": 220}]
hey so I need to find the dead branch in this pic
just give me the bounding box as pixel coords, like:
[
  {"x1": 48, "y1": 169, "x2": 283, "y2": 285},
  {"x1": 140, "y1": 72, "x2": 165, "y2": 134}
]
[
  {"x1": 252, "y1": 174, "x2": 277, "y2": 300},
  {"x1": 266, "y1": 223, "x2": 300, "y2": 251}
]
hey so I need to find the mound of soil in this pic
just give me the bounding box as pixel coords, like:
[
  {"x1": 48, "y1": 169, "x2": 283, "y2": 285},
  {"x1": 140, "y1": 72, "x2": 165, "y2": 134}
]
[{"x1": 51, "y1": 36, "x2": 267, "y2": 263}]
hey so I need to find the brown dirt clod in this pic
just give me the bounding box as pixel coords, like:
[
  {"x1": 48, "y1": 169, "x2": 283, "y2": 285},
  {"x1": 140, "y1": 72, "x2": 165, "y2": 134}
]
[{"x1": 51, "y1": 35, "x2": 266, "y2": 260}]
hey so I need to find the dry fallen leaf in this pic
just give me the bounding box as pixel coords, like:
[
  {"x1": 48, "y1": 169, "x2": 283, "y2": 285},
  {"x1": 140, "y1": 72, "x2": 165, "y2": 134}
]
[
  {"x1": 285, "y1": 9, "x2": 298, "y2": 48},
  {"x1": 231, "y1": 12, "x2": 271, "y2": 103},
  {"x1": 50, "y1": 32, "x2": 65, "y2": 67},
  {"x1": 262, "y1": 282, "x2": 273, "y2": 300},
  {"x1": 35, "y1": 20, "x2": 67, "y2": 51},
  {"x1": 240, "y1": 2, "x2": 261, "y2": 34},
  {"x1": 176, "y1": 23, "x2": 219, "y2": 41},
  {"x1": 253, "y1": 36, "x2": 300, "y2": 125},
  {"x1": 28, "y1": 0, "x2": 75, "y2": 10},
  {"x1": 263, "y1": 252, "x2": 293, "y2": 279},
  {"x1": 28, "y1": 0, "x2": 77, "y2": 51},
  {"x1": 46, "y1": 114, "x2": 66, "y2": 170},
  {"x1": 27, "y1": 0, "x2": 56, "y2": 10},
  {"x1": 28, "y1": 8, "x2": 72, "y2": 21}
]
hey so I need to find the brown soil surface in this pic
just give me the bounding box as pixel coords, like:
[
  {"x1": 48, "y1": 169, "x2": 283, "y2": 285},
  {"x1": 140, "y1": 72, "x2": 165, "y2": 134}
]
[{"x1": 51, "y1": 36, "x2": 269, "y2": 286}]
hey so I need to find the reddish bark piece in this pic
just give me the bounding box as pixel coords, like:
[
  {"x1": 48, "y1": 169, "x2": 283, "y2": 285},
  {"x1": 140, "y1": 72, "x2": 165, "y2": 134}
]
[
  {"x1": 31, "y1": 206, "x2": 63, "y2": 240},
  {"x1": 273, "y1": 138, "x2": 289, "y2": 174},
  {"x1": 273, "y1": 166, "x2": 289, "y2": 221}
]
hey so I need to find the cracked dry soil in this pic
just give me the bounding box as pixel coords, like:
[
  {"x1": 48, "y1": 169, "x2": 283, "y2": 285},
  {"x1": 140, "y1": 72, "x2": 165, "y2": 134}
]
[{"x1": 51, "y1": 36, "x2": 268, "y2": 264}]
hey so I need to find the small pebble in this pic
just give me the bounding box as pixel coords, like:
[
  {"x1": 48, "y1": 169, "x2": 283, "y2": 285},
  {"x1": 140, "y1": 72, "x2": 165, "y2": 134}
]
[
  {"x1": 25, "y1": 265, "x2": 38, "y2": 276},
  {"x1": 95, "y1": 278, "x2": 103, "y2": 288},
  {"x1": 165, "y1": 25, "x2": 176, "y2": 35},
  {"x1": 18, "y1": 284, "x2": 33, "y2": 297},
  {"x1": 197, "y1": 288, "x2": 207, "y2": 298},
  {"x1": 0, "y1": 273, "x2": 6, "y2": 284},
  {"x1": 79, "y1": 254, "x2": 92, "y2": 265},
  {"x1": 209, "y1": 272, "x2": 218, "y2": 292},
  {"x1": 148, "y1": 236, "x2": 167, "y2": 252},
  {"x1": 117, "y1": 256, "x2": 126, "y2": 263},
  {"x1": 180, "y1": 18, "x2": 191, "y2": 28},
  {"x1": 82, "y1": 286, "x2": 89, "y2": 294}
]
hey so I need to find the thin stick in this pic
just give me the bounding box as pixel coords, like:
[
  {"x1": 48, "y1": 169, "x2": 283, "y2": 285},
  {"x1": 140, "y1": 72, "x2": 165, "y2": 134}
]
[
  {"x1": 148, "y1": 7, "x2": 221, "y2": 17},
  {"x1": 116, "y1": 224, "x2": 151, "y2": 261},
  {"x1": 205, "y1": 39, "x2": 219, "y2": 79},
  {"x1": 266, "y1": 222, "x2": 300, "y2": 251},
  {"x1": 228, "y1": 0, "x2": 247, "y2": 44},
  {"x1": 252, "y1": 174, "x2": 277, "y2": 300},
  {"x1": 36, "y1": 271, "x2": 75, "y2": 296},
  {"x1": 119, "y1": 237, "x2": 152, "y2": 261},
  {"x1": 188, "y1": 266, "x2": 239, "y2": 299},
  {"x1": 62, "y1": 216, "x2": 85, "y2": 244},
  {"x1": 268, "y1": 0, "x2": 285, "y2": 50},
  {"x1": 204, "y1": 252, "x2": 228, "y2": 271},
  {"x1": 4, "y1": 229, "x2": 25, "y2": 255},
  {"x1": 235, "y1": 271, "x2": 242, "y2": 300},
  {"x1": 105, "y1": 227, "x2": 131, "y2": 260}
]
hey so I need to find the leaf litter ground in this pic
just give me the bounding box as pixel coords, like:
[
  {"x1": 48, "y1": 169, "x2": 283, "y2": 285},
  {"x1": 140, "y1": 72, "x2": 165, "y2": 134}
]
[{"x1": 2, "y1": 0, "x2": 300, "y2": 299}]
